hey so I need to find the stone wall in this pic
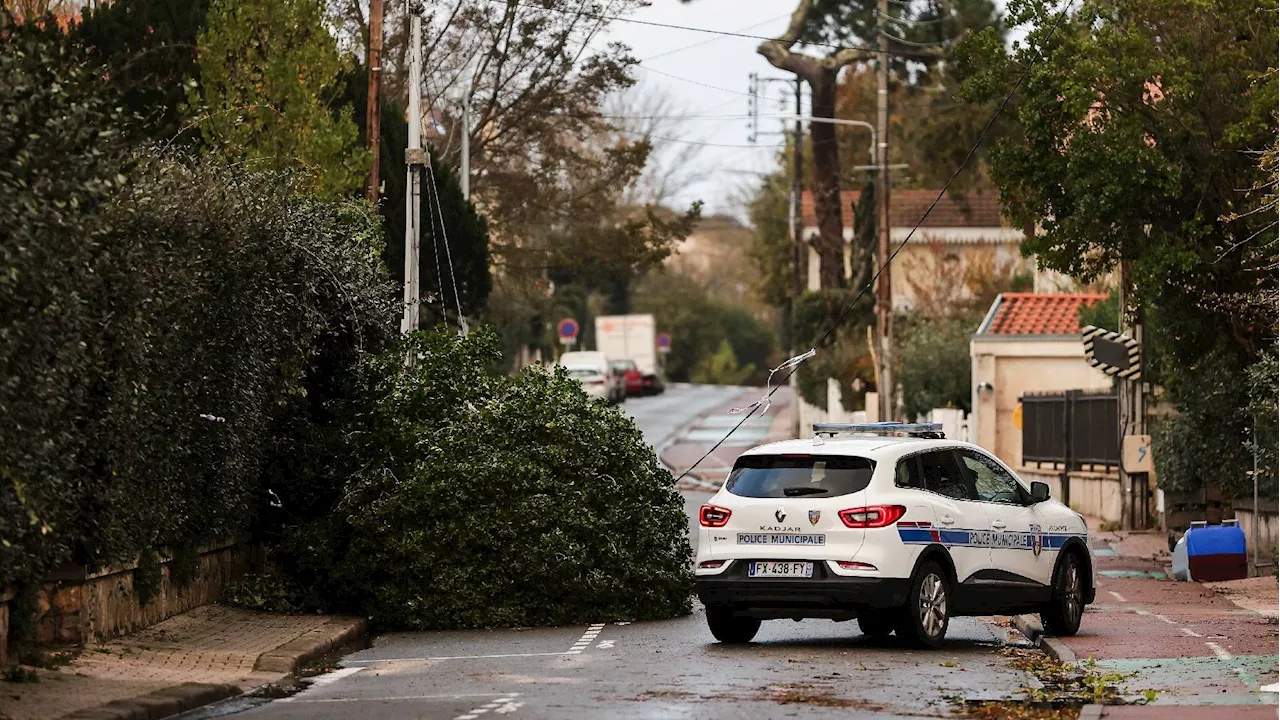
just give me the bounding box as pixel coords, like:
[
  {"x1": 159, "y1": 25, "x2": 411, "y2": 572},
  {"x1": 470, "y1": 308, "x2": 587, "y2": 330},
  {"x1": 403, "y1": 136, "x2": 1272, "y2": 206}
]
[
  {"x1": 2, "y1": 539, "x2": 257, "y2": 661},
  {"x1": 1019, "y1": 466, "x2": 1123, "y2": 523},
  {"x1": 1232, "y1": 497, "x2": 1280, "y2": 570}
]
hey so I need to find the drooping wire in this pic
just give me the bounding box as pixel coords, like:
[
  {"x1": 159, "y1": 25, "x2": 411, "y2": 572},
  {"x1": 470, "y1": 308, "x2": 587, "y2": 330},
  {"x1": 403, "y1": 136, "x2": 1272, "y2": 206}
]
[
  {"x1": 423, "y1": 150, "x2": 468, "y2": 335},
  {"x1": 674, "y1": 0, "x2": 1077, "y2": 483}
]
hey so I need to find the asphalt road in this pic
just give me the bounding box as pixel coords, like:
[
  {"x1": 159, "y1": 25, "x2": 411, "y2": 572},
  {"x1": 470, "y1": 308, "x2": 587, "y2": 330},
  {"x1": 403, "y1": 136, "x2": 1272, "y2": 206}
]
[{"x1": 214, "y1": 384, "x2": 1034, "y2": 720}]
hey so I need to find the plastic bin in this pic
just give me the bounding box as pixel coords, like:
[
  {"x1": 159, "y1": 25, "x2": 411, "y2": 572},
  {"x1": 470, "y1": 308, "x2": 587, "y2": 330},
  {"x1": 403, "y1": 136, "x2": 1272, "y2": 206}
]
[{"x1": 1180, "y1": 520, "x2": 1248, "y2": 582}]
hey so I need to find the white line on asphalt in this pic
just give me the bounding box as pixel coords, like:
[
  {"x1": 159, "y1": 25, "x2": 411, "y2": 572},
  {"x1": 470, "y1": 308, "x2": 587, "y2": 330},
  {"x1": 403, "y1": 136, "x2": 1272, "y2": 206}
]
[
  {"x1": 455, "y1": 693, "x2": 522, "y2": 720},
  {"x1": 597, "y1": 640, "x2": 615, "y2": 649},
  {"x1": 1154, "y1": 614, "x2": 1176, "y2": 624},
  {"x1": 1261, "y1": 682, "x2": 1280, "y2": 693},
  {"x1": 1108, "y1": 591, "x2": 1127, "y2": 602},
  {"x1": 277, "y1": 667, "x2": 365, "y2": 702},
  {"x1": 1205, "y1": 641, "x2": 1233, "y2": 660},
  {"x1": 346, "y1": 651, "x2": 570, "y2": 664},
  {"x1": 1180, "y1": 627, "x2": 1202, "y2": 637},
  {"x1": 290, "y1": 693, "x2": 520, "y2": 703},
  {"x1": 567, "y1": 623, "x2": 606, "y2": 653}
]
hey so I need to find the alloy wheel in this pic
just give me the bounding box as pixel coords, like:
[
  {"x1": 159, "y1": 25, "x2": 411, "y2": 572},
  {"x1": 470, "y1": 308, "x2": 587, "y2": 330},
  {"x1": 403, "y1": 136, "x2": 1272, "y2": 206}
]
[{"x1": 918, "y1": 572, "x2": 947, "y2": 638}]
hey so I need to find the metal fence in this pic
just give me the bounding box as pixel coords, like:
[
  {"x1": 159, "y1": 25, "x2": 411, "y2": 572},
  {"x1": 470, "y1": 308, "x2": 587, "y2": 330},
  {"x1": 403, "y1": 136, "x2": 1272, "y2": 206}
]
[{"x1": 1021, "y1": 389, "x2": 1119, "y2": 470}]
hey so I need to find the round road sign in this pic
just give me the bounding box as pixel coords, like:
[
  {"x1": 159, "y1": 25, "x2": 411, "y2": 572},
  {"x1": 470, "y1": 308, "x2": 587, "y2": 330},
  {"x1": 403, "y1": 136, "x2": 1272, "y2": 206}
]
[
  {"x1": 656, "y1": 332, "x2": 672, "y2": 352},
  {"x1": 557, "y1": 318, "x2": 579, "y2": 341}
]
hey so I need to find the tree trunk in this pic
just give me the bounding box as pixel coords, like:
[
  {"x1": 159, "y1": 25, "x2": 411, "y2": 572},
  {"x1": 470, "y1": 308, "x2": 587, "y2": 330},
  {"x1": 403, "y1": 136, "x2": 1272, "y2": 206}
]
[{"x1": 809, "y1": 69, "x2": 846, "y2": 289}]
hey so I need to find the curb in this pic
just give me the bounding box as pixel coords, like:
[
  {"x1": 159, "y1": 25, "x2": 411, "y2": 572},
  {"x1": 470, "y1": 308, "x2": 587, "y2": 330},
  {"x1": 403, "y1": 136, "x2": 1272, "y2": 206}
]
[
  {"x1": 61, "y1": 683, "x2": 241, "y2": 720},
  {"x1": 1077, "y1": 703, "x2": 1104, "y2": 720},
  {"x1": 1013, "y1": 614, "x2": 1078, "y2": 663},
  {"x1": 59, "y1": 616, "x2": 370, "y2": 720},
  {"x1": 255, "y1": 616, "x2": 370, "y2": 673}
]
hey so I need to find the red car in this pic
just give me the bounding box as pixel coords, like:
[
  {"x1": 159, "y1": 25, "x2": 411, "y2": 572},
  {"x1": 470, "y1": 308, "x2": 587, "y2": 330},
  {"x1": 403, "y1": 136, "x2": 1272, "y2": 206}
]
[{"x1": 610, "y1": 359, "x2": 645, "y2": 397}]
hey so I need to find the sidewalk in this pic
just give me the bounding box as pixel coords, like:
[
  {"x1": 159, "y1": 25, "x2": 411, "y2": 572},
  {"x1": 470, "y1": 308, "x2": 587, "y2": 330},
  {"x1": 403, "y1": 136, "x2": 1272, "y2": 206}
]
[
  {"x1": 0, "y1": 604, "x2": 367, "y2": 720},
  {"x1": 1051, "y1": 520, "x2": 1278, "y2": 717},
  {"x1": 661, "y1": 386, "x2": 796, "y2": 488}
]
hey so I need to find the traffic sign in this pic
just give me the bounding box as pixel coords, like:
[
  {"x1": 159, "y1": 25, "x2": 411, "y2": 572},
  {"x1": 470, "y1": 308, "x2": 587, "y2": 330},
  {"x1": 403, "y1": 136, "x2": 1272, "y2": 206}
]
[
  {"x1": 656, "y1": 332, "x2": 672, "y2": 353},
  {"x1": 1082, "y1": 325, "x2": 1141, "y2": 380},
  {"x1": 557, "y1": 317, "x2": 579, "y2": 346}
]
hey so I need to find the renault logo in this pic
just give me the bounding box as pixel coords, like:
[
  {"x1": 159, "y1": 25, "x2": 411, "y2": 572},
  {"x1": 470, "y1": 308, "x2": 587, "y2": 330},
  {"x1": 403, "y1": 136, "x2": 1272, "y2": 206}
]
[{"x1": 775, "y1": 508, "x2": 787, "y2": 523}]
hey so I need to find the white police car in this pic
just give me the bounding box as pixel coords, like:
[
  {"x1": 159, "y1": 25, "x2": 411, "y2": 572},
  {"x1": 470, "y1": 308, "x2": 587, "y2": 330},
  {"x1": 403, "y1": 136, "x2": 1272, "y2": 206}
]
[{"x1": 694, "y1": 422, "x2": 1094, "y2": 648}]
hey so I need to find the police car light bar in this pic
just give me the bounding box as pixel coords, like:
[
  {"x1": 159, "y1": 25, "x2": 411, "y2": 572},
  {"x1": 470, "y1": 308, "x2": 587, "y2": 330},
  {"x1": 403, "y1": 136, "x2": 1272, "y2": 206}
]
[{"x1": 812, "y1": 422, "x2": 945, "y2": 439}]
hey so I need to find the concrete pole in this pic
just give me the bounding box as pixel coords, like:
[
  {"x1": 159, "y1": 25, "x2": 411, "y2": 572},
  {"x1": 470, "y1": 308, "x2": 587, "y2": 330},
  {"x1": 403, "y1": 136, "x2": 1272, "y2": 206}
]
[
  {"x1": 461, "y1": 77, "x2": 472, "y2": 201},
  {"x1": 364, "y1": 0, "x2": 383, "y2": 204},
  {"x1": 875, "y1": 0, "x2": 894, "y2": 422},
  {"x1": 790, "y1": 79, "x2": 804, "y2": 438},
  {"x1": 400, "y1": 2, "x2": 424, "y2": 335}
]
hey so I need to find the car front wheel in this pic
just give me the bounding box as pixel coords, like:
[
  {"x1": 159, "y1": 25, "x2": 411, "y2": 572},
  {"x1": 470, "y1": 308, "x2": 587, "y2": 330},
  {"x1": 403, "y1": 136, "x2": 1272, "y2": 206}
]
[
  {"x1": 705, "y1": 606, "x2": 760, "y2": 644},
  {"x1": 895, "y1": 561, "x2": 950, "y2": 648},
  {"x1": 1041, "y1": 552, "x2": 1085, "y2": 636}
]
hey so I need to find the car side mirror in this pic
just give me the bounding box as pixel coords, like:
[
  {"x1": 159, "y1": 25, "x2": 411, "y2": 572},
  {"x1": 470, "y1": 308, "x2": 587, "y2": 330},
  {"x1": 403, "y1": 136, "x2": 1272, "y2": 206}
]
[{"x1": 1030, "y1": 481, "x2": 1050, "y2": 504}]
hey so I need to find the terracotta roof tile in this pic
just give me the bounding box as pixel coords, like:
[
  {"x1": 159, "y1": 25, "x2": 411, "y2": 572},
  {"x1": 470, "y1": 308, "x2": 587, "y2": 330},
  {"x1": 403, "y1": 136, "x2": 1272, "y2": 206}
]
[
  {"x1": 801, "y1": 189, "x2": 1008, "y2": 229},
  {"x1": 984, "y1": 293, "x2": 1108, "y2": 335}
]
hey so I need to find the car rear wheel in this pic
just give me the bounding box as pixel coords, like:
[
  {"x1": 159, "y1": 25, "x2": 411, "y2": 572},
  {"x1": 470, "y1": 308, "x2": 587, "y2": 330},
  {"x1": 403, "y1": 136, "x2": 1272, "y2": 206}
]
[
  {"x1": 895, "y1": 561, "x2": 950, "y2": 648},
  {"x1": 705, "y1": 606, "x2": 760, "y2": 644},
  {"x1": 1041, "y1": 552, "x2": 1085, "y2": 637},
  {"x1": 856, "y1": 608, "x2": 895, "y2": 640}
]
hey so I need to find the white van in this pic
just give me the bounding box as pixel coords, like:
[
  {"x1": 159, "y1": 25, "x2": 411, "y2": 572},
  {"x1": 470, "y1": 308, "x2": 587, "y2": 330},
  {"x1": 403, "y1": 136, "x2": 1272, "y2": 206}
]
[{"x1": 558, "y1": 351, "x2": 623, "y2": 404}]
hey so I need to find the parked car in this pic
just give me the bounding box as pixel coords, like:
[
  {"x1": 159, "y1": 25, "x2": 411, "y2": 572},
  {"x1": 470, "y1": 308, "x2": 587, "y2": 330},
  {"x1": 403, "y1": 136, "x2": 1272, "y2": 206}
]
[
  {"x1": 610, "y1": 359, "x2": 644, "y2": 397},
  {"x1": 559, "y1": 350, "x2": 624, "y2": 404},
  {"x1": 694, "y1": 422, "x2": 1094, "y2": 648}
]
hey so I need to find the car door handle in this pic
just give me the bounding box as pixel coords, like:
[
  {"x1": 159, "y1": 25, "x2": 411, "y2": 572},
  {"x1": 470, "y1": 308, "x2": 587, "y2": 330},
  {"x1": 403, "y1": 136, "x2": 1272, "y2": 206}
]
[
  {"x1": 939, "y1": 515, "x2": 956, "y2": 525},
  {"x1": 991, "y1": 520, "x2": 1007, "y2": 529}
]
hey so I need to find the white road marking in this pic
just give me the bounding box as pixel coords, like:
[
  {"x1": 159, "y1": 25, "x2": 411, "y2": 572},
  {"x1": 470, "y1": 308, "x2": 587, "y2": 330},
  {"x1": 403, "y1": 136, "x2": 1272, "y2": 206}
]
[
  {"x1": 567, "y1": 623, "x2": 606, "y2": 653},
  {"x1": 1205, "y1": 642, "x2": 1233, "y2": 660},
  {"x1": 597, "y1": 640, "x2": 615, "y2": 649},
  {"x1": 1108, "y1": 591, "x2": 1127, "y2": 602},
  {"x1": 347, "y1": 651, "x2": 569, "y2": 664},
  {"x1": 291, "y1": 694, "x2": 517, "y2": 703},
  {"x1": 277, "y1": 667, "x2": 364, "y2": 702},
  {"x1": 1261, "y1": 682, "x2": 1280, "y2": 693},
  {"x1": 455, "y1": 693, "x2": 521, "y2": 720},
  {"x1": 615, "y1": 621, "x2": 631, "y2": 626},
  {"x1": 1154, "y1": 614, "x2": 1176, "y2": 624},
  {"x1": 1180, "y1": 628, "x2": 1202, "y2": 637}
]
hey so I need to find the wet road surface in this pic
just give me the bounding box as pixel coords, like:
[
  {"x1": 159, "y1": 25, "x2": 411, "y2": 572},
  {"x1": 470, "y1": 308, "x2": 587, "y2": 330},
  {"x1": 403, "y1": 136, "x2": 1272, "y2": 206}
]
[{"x1": 215, "y1": 384, "x2": 1034, "y2": 719}]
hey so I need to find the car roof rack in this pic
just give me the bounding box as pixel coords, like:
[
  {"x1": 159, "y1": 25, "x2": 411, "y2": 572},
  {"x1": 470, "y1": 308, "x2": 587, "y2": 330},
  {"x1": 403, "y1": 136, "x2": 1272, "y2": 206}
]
[{"x1": 812, "y1": 422, "x2": 945, "y2": 443}]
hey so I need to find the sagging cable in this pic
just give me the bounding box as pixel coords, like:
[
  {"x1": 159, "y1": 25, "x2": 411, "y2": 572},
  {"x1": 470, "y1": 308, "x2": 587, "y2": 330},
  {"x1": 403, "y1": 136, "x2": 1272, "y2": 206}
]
[{"x1": 728, "y1": 348, "x2": 816, "y2": 416}]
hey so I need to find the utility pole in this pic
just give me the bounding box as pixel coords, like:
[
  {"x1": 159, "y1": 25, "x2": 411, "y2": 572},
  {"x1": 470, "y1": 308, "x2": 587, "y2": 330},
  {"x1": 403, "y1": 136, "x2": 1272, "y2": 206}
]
[
  {"x1": 400, "y1": 1, "x2": 425, "y2": 335},
  {"x1": 364, "y1": 0, "x2": 384, "y2": 204},
  {"x1": 875, "y1": 0, "x2": 894, "y2": 422},
  {"x1": 789, "y1": 78, "x2": 804, "y2": 437}
]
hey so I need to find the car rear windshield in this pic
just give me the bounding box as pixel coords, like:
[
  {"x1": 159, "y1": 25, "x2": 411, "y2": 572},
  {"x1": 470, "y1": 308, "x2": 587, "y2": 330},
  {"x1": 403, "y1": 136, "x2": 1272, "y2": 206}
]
[
  {"x1": 724, "y1": 454, "x2": 876, "y2": 499},
  {"x1": 564, "y1": 367, "x2": 601, "y2": 378}
]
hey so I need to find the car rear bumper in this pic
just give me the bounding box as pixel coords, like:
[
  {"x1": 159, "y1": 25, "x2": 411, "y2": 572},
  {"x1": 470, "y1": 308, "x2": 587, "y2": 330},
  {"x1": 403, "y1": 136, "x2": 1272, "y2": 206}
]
[{"x1": 696, "y1": 563, "x2": 910, "y2": 618}]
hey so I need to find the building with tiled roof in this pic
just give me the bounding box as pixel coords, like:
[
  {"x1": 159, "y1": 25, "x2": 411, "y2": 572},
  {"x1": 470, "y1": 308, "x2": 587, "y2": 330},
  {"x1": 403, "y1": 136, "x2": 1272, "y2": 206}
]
[
  {"x1": 970, "y1": 292, "x2": 1114, "y2": 486},
  {"x1": 799, "y1": 190, "x2": 1052, "y2": 309}
]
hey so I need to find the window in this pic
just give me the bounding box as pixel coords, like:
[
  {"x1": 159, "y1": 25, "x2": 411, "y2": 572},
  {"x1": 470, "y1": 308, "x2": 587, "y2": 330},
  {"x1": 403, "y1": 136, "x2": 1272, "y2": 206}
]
[
  {"x1": 918, "y1": 450, "x2": 977, "y2": 501},
  {"x1": 895, "y1": 456, "x2": 923, "y2": 488},
  {"x1": 726, "y1": 455, "x2": 876, "y2": 499},
  {"x1": 959, "y1": 449, "x2": 1027, "y2": 505}
]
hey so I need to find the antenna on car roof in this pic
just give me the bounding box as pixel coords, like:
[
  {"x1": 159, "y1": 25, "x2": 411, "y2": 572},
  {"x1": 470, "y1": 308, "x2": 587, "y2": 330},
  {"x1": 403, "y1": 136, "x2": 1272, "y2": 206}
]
[{"x1": 812, "y1": 422, "x2": 945, "y2": 445}]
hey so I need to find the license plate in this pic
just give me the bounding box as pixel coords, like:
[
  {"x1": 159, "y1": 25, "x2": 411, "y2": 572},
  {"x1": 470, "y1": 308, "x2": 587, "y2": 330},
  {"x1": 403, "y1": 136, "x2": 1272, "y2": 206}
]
[
  {"x1": 736, "y1": 533, "x2": 825, "y2": 546},
  {"x1": 748, "y1": 561, "x2": 814, "y2": 578}
]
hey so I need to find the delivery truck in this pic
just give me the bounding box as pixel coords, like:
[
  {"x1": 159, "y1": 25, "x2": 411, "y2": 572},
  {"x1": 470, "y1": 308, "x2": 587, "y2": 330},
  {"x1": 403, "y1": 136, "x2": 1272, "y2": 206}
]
[{"x1": 594, "y1": 314, "x2": 663, "y2": 395}]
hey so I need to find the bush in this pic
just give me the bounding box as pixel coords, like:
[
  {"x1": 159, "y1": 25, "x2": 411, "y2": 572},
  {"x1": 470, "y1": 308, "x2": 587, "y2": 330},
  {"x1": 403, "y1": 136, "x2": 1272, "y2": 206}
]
[
  {"x1": 895, "y1": 312, "x2": 982, "y2": 420},
  {"x1": 276, "y1": 327, "x2": 693, "y2": 629}
]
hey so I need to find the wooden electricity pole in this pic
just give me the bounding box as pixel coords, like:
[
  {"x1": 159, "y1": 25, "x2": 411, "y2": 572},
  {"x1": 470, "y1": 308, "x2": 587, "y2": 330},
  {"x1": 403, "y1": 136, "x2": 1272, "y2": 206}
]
[
  {"x1": 364, "y1": 0, "x2": 384, "y2": 205},
  {"x1": 875, "y1": 0, "x2": 894, "y2": 422}
]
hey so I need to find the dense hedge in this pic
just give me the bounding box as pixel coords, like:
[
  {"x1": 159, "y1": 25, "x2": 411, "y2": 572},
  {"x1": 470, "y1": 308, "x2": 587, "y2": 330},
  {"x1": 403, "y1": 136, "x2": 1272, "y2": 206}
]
[
  {"x1": 0, "y1": 24, "x2": 395, "y2": 588},
  {"x1": 269, "y1": 327, "x2": 694, "y2": 629}
]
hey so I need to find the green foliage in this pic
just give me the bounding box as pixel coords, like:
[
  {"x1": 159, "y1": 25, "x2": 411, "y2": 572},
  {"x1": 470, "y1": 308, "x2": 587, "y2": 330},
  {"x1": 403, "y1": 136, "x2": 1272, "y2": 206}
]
[
  {"x1": 225, "y1": 568, "x2": 312, "y2": 614},
  {"x1": 633, "y1": 272, "x2": 776, "y2": 385},
  {"x1": 134, "y1": 552, "x2": 162, "y2": 606},
  {"x1": 273, "y1": 327, "x2": 693, "y2": 629},
  {"x1": 169, "y1": 545, "x2": 200, "y2": 589},
  {"x1": 74, "y1": 0, "x2": 209, "y2": 143},
  {"x1": 0, "y1": 23, "x2": 395, "y2": 589},
  {"x1": 896, "y1": 313, "x2": 982, "y2": 420},
  {"x1": 693, "y1": 341, "x2": 756, "y2": 386},
  {"x1": 790, "y1": 289, "x2": 876, "y2": 412},
  {"x1": 1077, "y1": 288, "x2": 1119, "y2": 334},
  {"x1": 189, "y1": 0, "x2": 368, "y2": 199}
]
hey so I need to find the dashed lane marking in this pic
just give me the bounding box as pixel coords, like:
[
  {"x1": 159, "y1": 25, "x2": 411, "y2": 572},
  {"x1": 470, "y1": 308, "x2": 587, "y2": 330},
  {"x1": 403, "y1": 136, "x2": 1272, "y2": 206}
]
[
  {"x1": 1154, "y1": 614, "x2": 1176, "y2": 624},
  {"x1": 347, "y1": 652, "x2": 570, "y2": 664},
  {"x1": 1180, "y1": 628, "x2": 1203, "y2": 637},
  {"x1": 566, "y1": 623, "x2": 606, "y2": 655},
  {"x1": 455, "y1": 692, "x2": 521, "y2": 720},
  {"x1": 1108, "y1": 591, "x2": 1127, "y2": 602},
  {"x1": 289, "y1": 694, "x2": 523, "y2": 704},
  {"x1": 1205, "y1": 642, "x2": 1233, "y2": 660}
]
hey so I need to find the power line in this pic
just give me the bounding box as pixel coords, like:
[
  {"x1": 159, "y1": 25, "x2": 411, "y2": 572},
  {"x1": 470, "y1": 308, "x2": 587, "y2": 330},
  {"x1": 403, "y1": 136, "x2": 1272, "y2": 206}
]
[
  {"x1": 478, "y1": 0, "x2": 950, "y2": 60},
  {"x1": 612, "y1": 127, "x2": 780, "y2": 148},
  {"x1": 675, "y1": 0, "x2": 1077, "y2": 482},
  {"x1": 634, "y1": 64, "x2": 756, "y2": 98},
  {"x1": 640, "y1": 12, "x2": 791, "y2": 61}
]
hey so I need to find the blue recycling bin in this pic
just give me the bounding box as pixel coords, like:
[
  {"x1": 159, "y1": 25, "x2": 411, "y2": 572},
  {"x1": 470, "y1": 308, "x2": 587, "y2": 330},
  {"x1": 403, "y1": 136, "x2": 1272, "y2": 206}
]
[{"x1": 1183, "y1": 520, "x2": 1248, "y2": 582}]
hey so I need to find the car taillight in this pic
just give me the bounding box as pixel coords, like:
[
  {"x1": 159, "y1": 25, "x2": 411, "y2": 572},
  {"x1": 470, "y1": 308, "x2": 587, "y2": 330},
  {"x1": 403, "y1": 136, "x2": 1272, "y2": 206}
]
[
  {"x1": 698, "y1": 560, "x2": 726, "y2": 569},
  {"x1": 699, "y1": 504, "x2": 732, "y2": 527},
  {"x1": 836, "y1": 561, "x2": 877, "y2": 570},
  {"x1": 838, "y1": 505, "x2": 906, "y2": 528}
]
